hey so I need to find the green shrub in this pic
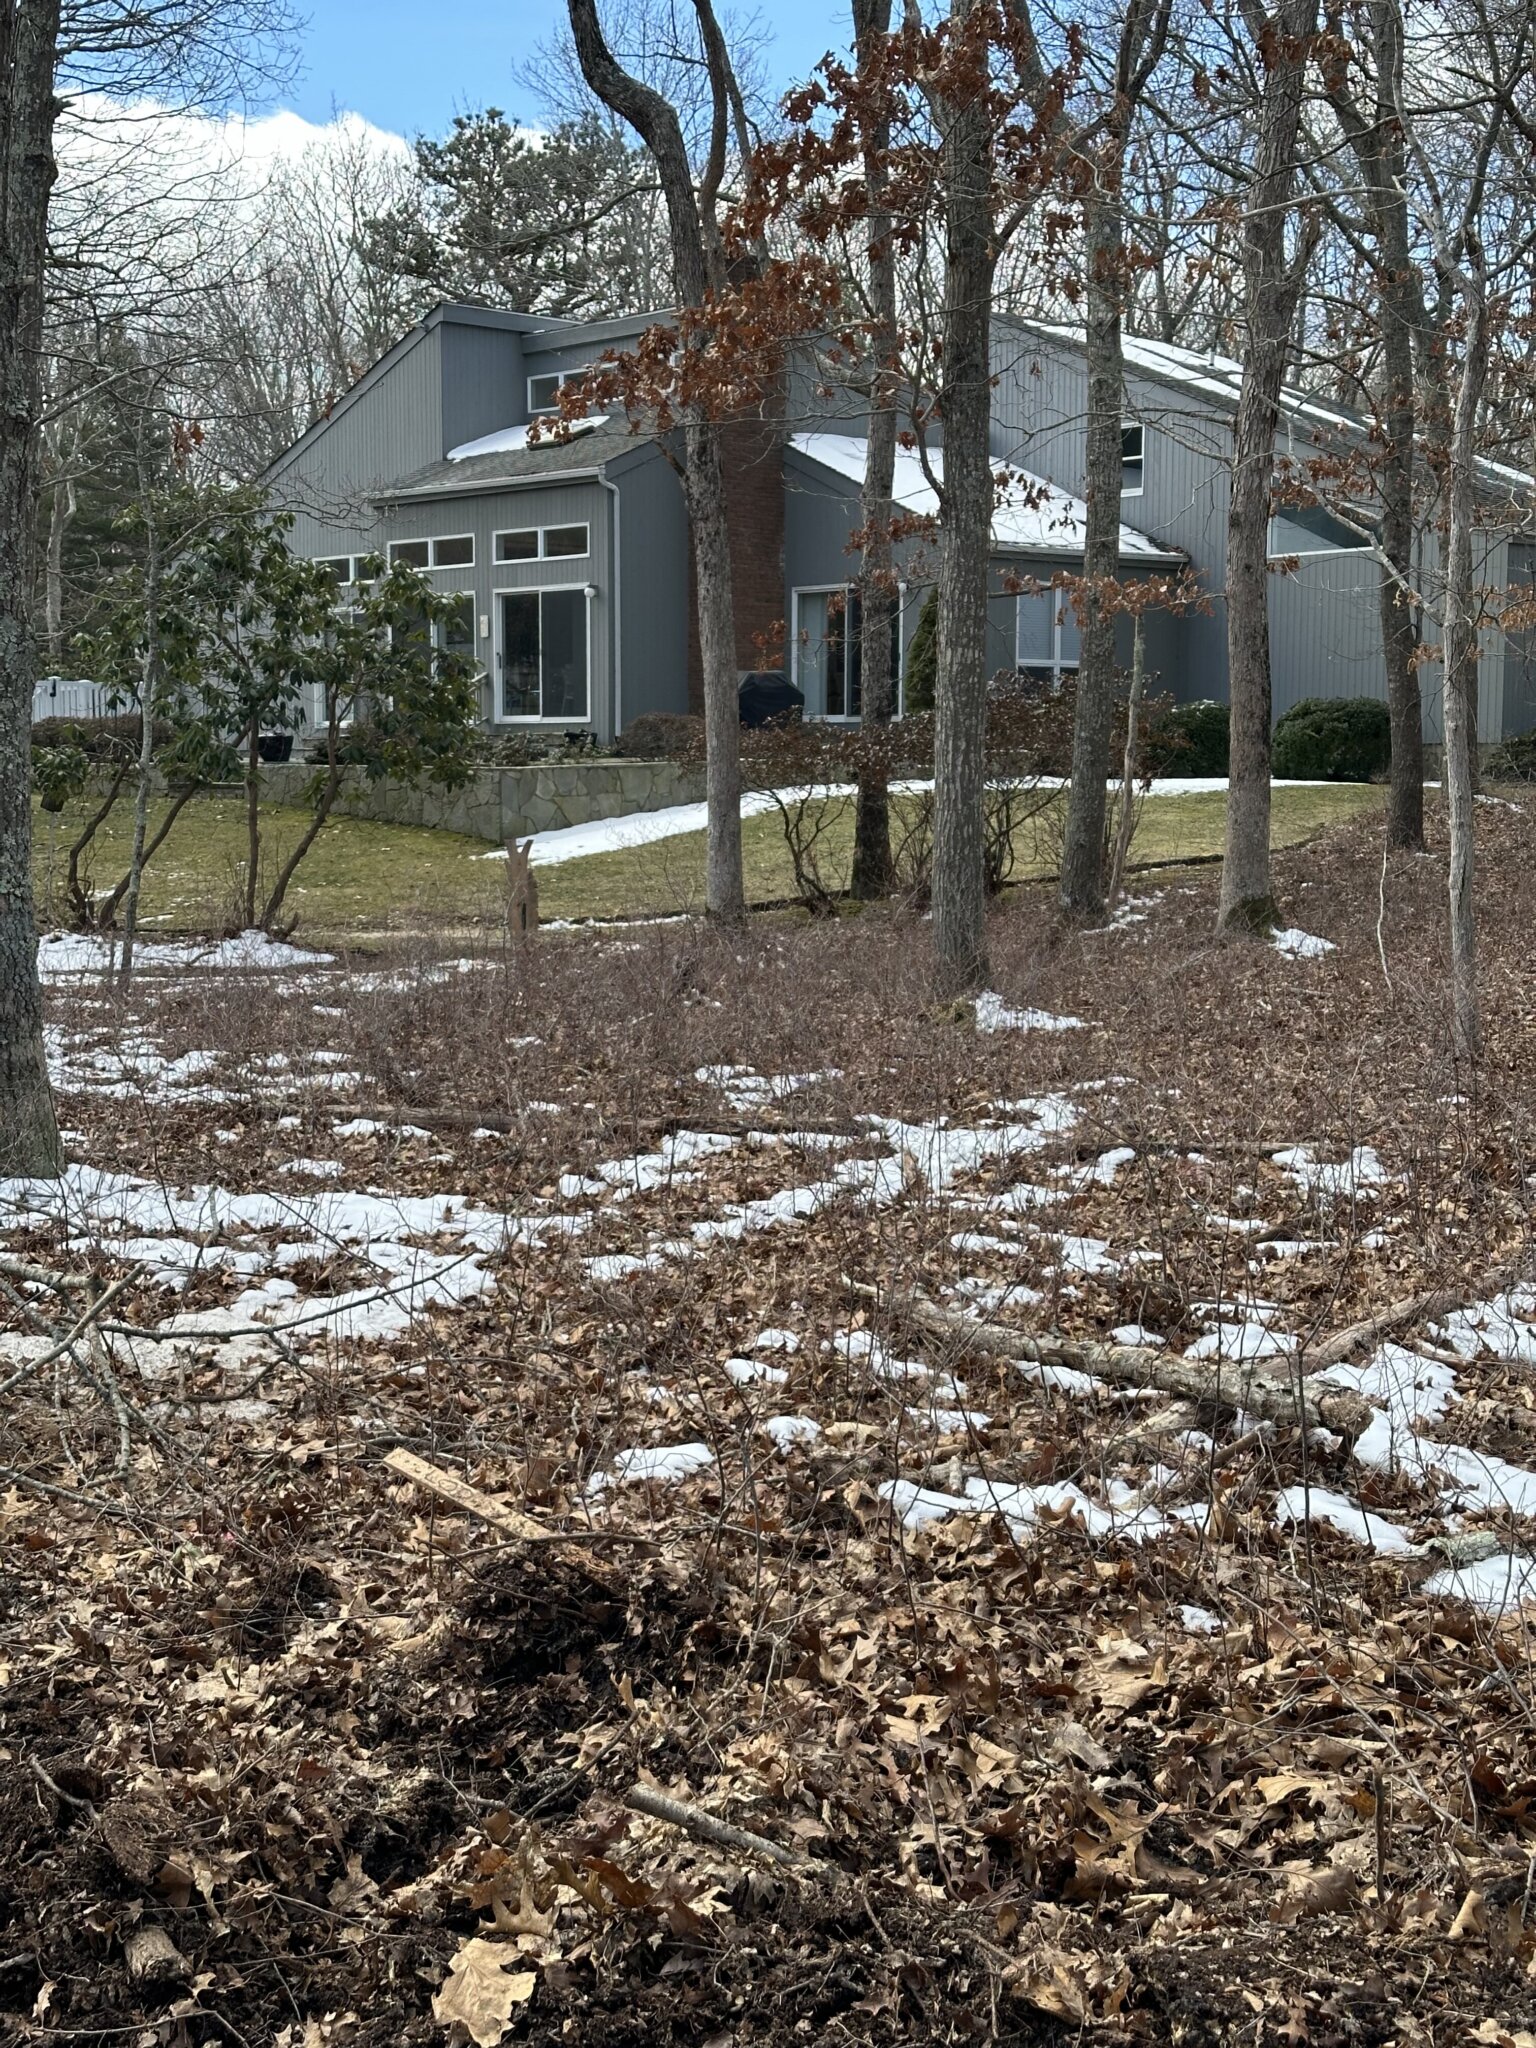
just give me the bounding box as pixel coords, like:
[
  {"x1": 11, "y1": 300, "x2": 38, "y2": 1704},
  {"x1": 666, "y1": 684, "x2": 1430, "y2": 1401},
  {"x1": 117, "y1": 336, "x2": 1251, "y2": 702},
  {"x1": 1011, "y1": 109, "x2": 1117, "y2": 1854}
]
[
  {"x1": 1272, "y1": 696, "x2": 1391, "y2": 781},
  {"x1": 1143, "y1": 699, "x2": 1229, "y2": 777},
  {"x1": 613, "y1": 711, "x2": 704, "y2": 760},
  {"x1": 1488, "y1": 731, "x2": 1536, "y2": 782},
  {"x1": 903, "y1": 588, "x2": 937, "y2": 715}
]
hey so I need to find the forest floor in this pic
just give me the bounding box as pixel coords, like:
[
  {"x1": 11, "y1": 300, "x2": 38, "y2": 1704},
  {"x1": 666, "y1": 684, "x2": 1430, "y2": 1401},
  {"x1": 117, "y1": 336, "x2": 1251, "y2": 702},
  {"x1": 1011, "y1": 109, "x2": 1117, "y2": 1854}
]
[
  {"x1": 5, "y1": 788, "x2": 1536, "y2": 2046},
  {"x1": 31, "y1": 780, "x2": 1380, "y2": 934}
]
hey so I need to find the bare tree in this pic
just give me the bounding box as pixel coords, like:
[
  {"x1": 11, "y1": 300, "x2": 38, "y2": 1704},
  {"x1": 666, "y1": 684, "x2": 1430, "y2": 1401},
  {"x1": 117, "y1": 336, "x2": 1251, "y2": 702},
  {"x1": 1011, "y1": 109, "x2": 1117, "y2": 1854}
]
[
  {"x1": 567, "y1": 0, "x2": 750, "y2": 921},
  {"x1": 1217, "y1": 0, "x2": 1320, "y2": 936}
]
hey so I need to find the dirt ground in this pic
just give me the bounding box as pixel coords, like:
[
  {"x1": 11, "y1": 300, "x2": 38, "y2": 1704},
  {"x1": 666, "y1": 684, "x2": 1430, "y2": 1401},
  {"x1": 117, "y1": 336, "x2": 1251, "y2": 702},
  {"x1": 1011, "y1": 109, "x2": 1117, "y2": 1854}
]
[{"x1": 5, "y1": 793, "x2": 1536, "y2": 2046}]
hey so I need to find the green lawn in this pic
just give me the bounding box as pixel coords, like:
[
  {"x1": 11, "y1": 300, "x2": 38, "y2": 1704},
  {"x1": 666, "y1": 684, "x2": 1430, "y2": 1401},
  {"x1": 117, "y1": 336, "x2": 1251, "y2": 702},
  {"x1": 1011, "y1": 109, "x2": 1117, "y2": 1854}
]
[{"x1": 31, "y1": 782, "x2": 1385, "y2": 938}]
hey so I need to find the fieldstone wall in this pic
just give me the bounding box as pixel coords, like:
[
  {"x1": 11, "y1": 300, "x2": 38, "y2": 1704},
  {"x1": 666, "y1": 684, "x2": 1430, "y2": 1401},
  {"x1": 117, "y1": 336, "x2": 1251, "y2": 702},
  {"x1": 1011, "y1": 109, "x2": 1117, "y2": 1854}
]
[{"x1": 258, "y1": 759, "x2": 704, "y2": 846}]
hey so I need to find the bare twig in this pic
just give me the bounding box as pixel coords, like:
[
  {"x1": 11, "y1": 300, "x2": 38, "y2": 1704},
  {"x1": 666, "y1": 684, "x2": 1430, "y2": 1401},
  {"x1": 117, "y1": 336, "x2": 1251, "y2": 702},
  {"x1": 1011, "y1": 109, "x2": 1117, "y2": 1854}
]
[{"x1": 625, "y1": 1784, "x2": 804, "y2": 1868}]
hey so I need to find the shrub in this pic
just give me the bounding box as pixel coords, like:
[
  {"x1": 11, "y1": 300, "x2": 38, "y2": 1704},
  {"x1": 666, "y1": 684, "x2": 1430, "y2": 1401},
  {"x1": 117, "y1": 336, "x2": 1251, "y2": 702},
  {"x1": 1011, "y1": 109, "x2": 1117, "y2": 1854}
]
[
  {"x1": 1488, "y1": 731, "x2": 1536, "y2": 782},
  {"x1": 903, "y1": 588, "x2": 937, "y2": 715},
  {"x1": 613, "y1": 712, "x2": 705, "y2": 760},
  {"x1": 31, "y1": 713, "x2": 172, "y2": 759},
  {"x1": 1272, "y1": 695, "x2": 1391, "y2": 781},
  {"x1": 1143, "y1": 699, "x2": 1229, "y2": 777}
]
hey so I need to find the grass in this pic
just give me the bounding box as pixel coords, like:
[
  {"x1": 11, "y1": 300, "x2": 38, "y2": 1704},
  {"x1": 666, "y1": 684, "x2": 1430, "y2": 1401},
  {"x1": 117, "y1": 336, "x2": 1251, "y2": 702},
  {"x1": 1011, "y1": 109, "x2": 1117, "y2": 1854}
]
[{"x1": 32, "y1": 781, "x2": 1385, "y2": 937}]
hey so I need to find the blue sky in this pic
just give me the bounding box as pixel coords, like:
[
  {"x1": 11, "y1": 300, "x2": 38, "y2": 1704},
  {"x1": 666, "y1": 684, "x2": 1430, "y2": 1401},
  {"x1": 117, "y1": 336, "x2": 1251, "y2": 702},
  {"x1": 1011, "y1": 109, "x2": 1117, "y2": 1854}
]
[{"x1": 278, "y1": 1, "x2": 842, "y2": 139}]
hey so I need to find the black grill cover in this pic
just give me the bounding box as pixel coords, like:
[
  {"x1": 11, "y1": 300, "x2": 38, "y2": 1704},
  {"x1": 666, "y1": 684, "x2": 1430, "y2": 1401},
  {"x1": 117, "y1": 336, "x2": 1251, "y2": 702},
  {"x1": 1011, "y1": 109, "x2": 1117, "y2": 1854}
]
[{"x1": 738, "y1": 671, "x2": 804, "y2": 729}]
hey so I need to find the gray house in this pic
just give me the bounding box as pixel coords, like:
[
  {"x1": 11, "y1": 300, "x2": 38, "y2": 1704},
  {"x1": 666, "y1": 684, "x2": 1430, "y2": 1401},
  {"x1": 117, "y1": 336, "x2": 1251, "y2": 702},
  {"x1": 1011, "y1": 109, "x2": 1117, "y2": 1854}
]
[{"x1": 262, "y1": 299, "x2": 1536, "y2": 743}]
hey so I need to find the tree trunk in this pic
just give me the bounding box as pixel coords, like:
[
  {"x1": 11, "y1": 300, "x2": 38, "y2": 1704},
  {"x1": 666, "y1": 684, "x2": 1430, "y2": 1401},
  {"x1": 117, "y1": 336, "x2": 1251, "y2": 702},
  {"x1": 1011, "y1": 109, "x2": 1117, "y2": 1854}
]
[
  {"x1": 1217, "y1": 0, "x2": 1317, "y2": 937},
  {"x1": 930, "y1": 0, "x2": 997, "y2": 996},
  {"x1": 67, "y1": 756, "x2": 130, "y2": 922},
  {"x1": 566, "y1": 0, "x2": 746, "y2": 923},
  {"x1": 1377, "y1": 280, "x2": 1425, "y2": 850},
  {"x1": 1441, "y1": 277, "x2": 1487, "y2": 1061},
  {"x1": 682, "y1": 418, "x2": 744, "y2": 920},
  {"x1": 0, "y1": 0, "x2": 64, "y2": 1175},
  {"x1": 850, "y1": 0, "x2": 898, "y2": 903},
  {"x1": 97, "y1": 781, "x2": 197, "y2": 928},
  {"x1": 259, "y1": 692, "x2": 342, "y2": 931},
  {"x1": 244, "y1": 716, "x2": 261, "y2": 927},
  {"x1": 1059, "y1": 170, "x2": 1126, "y2": 921},
  {"x1": 43, "y1": 472, "x2": 71, "y2": 672},
  {"x1": 116, "y1": 468, "x2": 159, "y2": 990},
  {"x1": 1106, "y1": 612, "x2": 1145, "y2": 909}
]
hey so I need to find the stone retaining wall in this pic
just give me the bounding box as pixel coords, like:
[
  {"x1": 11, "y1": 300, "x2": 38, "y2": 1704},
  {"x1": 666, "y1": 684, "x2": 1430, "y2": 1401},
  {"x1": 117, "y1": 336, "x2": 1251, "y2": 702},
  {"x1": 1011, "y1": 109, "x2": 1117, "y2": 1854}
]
[{"x1": 258, "y1": 759, "x2": 704, "y2": 846}]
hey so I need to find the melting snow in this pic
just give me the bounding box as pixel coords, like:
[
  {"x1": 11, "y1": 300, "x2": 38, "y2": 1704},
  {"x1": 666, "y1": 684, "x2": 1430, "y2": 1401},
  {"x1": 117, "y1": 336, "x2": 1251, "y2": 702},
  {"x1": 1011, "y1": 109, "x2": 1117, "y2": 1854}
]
[
  {"x1": 973, "y1": 993, "x2": 1088, "y2": 1034},
  {"x1": 1272, "y1": 928, "x2": 1336, "y2": 960},
  {"x1": 1274, "y1": 1483, "x2": 1416, "y2": 1553}
]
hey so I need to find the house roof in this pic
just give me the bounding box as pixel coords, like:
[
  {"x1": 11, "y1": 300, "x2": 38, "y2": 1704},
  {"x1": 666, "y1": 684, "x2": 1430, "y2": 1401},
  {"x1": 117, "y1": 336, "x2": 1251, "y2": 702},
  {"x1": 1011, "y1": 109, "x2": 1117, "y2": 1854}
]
[
  {"x1": 788, "y1": 431, "x2": 1186, "y2": 563},
  {"x1": 1012, "y1": 318, "x2": 1536, "y2": 504},
  {"x1": 376, "y1": 417, "x2": 652, "y2": 501}
]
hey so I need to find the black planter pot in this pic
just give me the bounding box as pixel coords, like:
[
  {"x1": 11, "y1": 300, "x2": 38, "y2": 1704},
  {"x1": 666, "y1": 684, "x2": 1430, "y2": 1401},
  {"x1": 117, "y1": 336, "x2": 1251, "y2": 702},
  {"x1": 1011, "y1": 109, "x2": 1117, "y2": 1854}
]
[{"x1": 257, "y1": 733, "x2": 294, "y2": 764}]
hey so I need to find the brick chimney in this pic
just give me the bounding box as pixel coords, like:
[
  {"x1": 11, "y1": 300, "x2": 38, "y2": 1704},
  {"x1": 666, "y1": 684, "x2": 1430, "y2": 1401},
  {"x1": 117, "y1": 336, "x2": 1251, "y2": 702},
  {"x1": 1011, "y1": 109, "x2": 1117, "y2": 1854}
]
[{"x1": 686, "y1": 392, "x2": 786, "y2": 712}]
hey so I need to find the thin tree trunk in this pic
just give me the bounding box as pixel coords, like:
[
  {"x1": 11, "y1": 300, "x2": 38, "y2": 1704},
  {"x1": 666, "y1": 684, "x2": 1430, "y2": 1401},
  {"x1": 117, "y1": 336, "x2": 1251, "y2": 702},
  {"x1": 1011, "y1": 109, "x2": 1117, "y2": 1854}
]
[
  {"x1": 1060, "y1": 171, "x2": 1126, "y2": 920},
  {"x1": 259, "y1": 693, "x2": 342, "y2": 930},
  {"x1": 931, "y1": 0, "x2": 996, "y2": 996},
  {"x1": 43, "y1": 472, "x2": 71, "y2": 672},
  {"x1": 0, "y1": 0, "x2": 64, "y2": 1174},
  {"x1": 1442, "y1": 277, "x2": 1487, "y2": 1061},
  {"x1": 67, "y1": 756, "x2": 131, "y2": 922},
  {"x1": 244, "y1": 715, "x2": 261, "y2": 928},
  {"x1": 1106, "y1": 612, "x2": 1145, "y2": 909},
  {"x1": 116, "y1": 466, "x2": 159, "y2": 990},
  {"x1": 1377, "y1": 283, "x2": 1425, "y2": 849},
  {"x1": 850, "y1": 0, "x2": 898, "y2": 902},
  {"x1": 1217, "y1": 0, "x2": 1318, "y2": 937},
  {"x1": 97, "y1": 781, "x2": 198, "y2": 928}
]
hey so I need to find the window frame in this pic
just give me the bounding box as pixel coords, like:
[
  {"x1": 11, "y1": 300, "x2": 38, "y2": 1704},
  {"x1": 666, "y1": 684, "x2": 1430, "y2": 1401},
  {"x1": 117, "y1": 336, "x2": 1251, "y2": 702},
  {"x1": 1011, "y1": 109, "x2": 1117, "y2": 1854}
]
[
  {"x1": 388, "y1": 533, "x2": 476, "y2": 571},
  {"x1": 527, "y1": 368, "x2": 587, "y2": 415},
  {"x1": 314, "y1": 553, "x2": 367, "y2": 586},
  {"x1": 1014, "y1": 588, "x2": 1079, "y2": 691},
  {"x1": 493, "y1": 521, "x2": 591, "y2": 564},
  {"x1": 1120, "y1": 421, "x2": 1145, "y2": 498},
  {"x1": 492, "y1": 581, "x2": 593, "y2": 725},
  {"x1": 790, "y1": 582, "x2": 907, "y2": 722}
]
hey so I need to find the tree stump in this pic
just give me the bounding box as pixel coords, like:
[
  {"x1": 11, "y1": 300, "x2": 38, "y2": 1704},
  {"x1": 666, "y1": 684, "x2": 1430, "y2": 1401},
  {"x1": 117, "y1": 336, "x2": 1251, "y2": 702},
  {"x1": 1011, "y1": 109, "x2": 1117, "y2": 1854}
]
[{"x1": 504, "y1": 837, "x2": 539, "y2": 939}]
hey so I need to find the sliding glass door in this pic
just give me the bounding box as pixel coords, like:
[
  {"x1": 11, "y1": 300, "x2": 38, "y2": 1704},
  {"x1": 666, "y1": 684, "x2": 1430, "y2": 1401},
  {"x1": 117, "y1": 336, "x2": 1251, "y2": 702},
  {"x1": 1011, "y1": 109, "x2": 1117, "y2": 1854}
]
[{"x1": 497, "y1": 588, "x2": 589, "y2": 721}]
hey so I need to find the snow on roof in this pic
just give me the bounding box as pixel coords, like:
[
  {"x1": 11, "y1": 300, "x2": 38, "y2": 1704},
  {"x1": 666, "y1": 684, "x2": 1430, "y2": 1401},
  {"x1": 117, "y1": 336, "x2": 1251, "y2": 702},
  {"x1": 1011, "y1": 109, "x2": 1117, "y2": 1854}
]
[
  {"x1": 1024, "y1": 322, "x2": 1536, "y2": 498},
  {"x1": 788, "y1": 431, "x2": 1180, "y2": 559},
  {"x1": 446, "y1": 415, "x2": 607, "y2": 462}
]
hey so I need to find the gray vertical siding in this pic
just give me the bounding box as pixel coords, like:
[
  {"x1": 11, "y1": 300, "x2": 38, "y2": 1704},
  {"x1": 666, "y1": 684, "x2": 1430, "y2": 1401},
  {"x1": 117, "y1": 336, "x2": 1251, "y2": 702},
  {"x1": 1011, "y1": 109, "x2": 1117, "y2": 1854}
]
[
  {"x1": 440, "y1": 321, "x2": 525, "y2": 454},
  {"x1": 611, "y1": 444, "x2": 690, "y2": 725},
  {"x1": 273, "y1": 326, "x2": 443, "y2": 551},
  {"x1": 375, "y1": 480, "x2": 614, "y2": 739}
]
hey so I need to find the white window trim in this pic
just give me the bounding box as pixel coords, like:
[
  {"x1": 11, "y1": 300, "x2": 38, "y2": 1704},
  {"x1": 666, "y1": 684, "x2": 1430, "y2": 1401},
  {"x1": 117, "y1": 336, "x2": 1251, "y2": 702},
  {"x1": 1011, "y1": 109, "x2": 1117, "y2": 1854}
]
[
  {"x1": 1015, "y1": 590, "x2": 1079, "y2": 687},
  {"x1": 492, "y1": 580, "x2": 595, "y2": 725},
  {"x1": 791, "y1": 583, "x2": 907, "y2": 723},
  {"x1": 314, "y1": 553, "x2": 366, "y2": 583},
  {"x1": 389, "y1": 534, "x2": 476, "y2": 570},
  {"x1": 1121, "y1": 421, "x2": 1145, "y2": 499},
  {"x1": 493, "y1": 522, "x2": 591, "y2": 565},
  {"x1": 527, "y1": 368, "x2": 587, "y2": 415}
]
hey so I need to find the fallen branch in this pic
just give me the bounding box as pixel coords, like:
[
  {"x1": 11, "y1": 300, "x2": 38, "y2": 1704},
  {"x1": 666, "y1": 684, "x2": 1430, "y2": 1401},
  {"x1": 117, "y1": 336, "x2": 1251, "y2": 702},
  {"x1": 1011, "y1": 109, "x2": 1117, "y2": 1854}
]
[
  {"x1": 1297, "y1": 1267, "x2": 1521, "y2": 1373},
  {"x1": 382, "y1": 1448, "x2": 654, "y2": 1559},
  {"x1": 855, "y1": 1283, "x2": 1375, "y2": 1438},
  {"x1": 625, "y1": 1784, "x2": 804, "y2": 1869}
]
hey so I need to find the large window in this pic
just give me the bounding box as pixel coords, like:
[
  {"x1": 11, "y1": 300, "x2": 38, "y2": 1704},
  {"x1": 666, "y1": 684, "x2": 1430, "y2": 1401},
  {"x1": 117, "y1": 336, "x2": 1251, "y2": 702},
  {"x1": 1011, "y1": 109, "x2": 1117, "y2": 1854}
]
[
  {"x1": 494, "y1": 523, "x2": 590, "y2": 563},
  {"x1": 315, "y1": 553, "x2": 366, "y2": 586},
  {"x1": 389, "y1": 534, "x2": 475, "y2": 569},
  {"x1": 1121, "y1": 422, "x2": 1145, "y2": 496},
  {"x1": 394, "y1": 593, "x2": 476, "y2": 663},
  {"x1": 794, "y1": 587, "x2": 903, "y2": 719},
  {"x1": 1016, "y1": 589, "x2": 1080, "y2": 689},
  {"x1": 527, "y1": 369, "x2": 587, "y2": 414},
  {"x1": 498, "y1": 588, "x2": 589, "y2": 721}
]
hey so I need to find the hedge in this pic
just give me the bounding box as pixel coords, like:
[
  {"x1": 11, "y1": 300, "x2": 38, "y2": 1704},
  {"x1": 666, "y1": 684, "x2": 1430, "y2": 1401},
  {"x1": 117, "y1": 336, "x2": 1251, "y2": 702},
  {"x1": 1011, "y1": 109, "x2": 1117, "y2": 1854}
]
[{"x1": 1271, "y1": 696, "x2": 1391, "y2": 781}]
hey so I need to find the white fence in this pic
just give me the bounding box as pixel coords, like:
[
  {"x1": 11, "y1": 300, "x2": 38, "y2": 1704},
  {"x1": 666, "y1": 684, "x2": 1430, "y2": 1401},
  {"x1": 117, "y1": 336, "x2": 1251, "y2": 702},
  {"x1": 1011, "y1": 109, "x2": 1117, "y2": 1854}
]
[{"x1": 32, "y1": 678, "x2": 111, "y2": 723}]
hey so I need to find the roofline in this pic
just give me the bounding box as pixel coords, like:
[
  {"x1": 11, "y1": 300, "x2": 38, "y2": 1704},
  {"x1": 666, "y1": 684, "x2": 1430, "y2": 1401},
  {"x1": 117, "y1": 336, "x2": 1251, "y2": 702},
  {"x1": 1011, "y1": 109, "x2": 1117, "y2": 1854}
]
[
  {"x1": 785, "y1": 438, "x2": 1187, "y2": 566},
  {"x1": 260, "y1": 301, "x2": 571, "y2": 490},
  {"x1": 372, "y1": 466, "x2": 606, "y2": 504},
  {"x1": 999, "y1": 314, "x2": 1536, "y2": 501},
  {"x1": 524, "y1": 308, "x2": 676, "y2": 352}
]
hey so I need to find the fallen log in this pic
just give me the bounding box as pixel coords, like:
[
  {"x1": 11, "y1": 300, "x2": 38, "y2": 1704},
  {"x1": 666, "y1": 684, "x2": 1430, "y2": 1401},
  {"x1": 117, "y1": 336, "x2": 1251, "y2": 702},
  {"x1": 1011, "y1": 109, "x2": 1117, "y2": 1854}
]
[
  {"x1": 855, "y1": 1284, "x2": 1376, "y2": 1438},
  {"x1": 1297, "y1": 1266, "x2": 1521, "y2": 1373}
]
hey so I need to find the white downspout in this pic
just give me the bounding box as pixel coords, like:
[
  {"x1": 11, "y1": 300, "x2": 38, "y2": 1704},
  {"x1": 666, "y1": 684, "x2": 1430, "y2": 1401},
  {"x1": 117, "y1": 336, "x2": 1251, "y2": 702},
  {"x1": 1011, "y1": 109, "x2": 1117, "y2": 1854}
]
[{"x1": 600, "y1": 474, "x2": 622, "y2": 739}]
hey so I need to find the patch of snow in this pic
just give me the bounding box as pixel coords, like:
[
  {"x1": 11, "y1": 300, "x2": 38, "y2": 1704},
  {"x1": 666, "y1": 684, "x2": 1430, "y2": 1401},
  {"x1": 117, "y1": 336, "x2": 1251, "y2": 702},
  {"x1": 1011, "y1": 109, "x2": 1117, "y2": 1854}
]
[
  {"x1": 1179, "y1": 1604, "x2": 1224, "y2": 1633},
  {"x1": 724, "y1": 1356, "x2": 788, "y2": 1386},
  {"x1": 1274, "y1": 1483, "x2": 1416, "y2": 1553},
  {"x1": 1112, "y1": 1324, "x2": 1165, "y2": 1349},
  {"x1": 1271, "y1": 927, "x2": 1336, "y2": 960},
  {"x1": 751, "y1": 1327, "x2": 801, "y2": 1353},
  {"x1": 761, "y1": 1414, "x2": 821, "y2": 1450},
  {"x1": 1423, "y1": 1552, "x2": 1536, "y2": 1613},
  {"x1": 38, "y1": 929, "x2": 331, "y2": 978},
  {"x1": 587, "y1": 1442, "x2": 715, "y2": 1492},
  {"x1": 973, "y1": 992, "x2": 1088, "y2": 1034},
  {"x1": 1184, "y1": 1320, "x2": 1296, "y2": 1363}
]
